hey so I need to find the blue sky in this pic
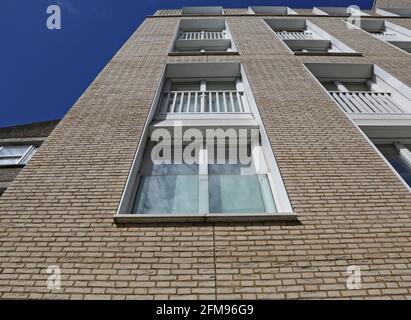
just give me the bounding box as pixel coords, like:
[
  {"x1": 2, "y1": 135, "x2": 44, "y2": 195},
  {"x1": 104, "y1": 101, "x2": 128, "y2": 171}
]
[{"x1": 1, "y1": 0, "x2": 373, "y2": 127}]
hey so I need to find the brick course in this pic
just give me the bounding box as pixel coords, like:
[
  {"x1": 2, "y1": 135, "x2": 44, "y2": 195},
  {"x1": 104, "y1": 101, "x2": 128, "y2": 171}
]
[{"x1": 0, "y1": 10, "x2": 411, "y2": 299}]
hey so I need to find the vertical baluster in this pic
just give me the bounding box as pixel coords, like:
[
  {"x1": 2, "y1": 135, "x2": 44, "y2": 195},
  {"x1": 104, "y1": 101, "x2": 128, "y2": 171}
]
[
  {"x1": 380, "y1": 93, "x2": 404, "y2": 113},
  {"x1": 194, "y1": 92, "x2": 198, "y2": 112},
  {"x1": 216, "y1": 92, "x2": 220, "y2": 112},
  {"x1": 186, "y1": 92, "x2": 191, "y2": 113},
  {"x1": 209, "y1": 92, "x2": 212, "y2": 112},
  {"x1": 178, "y1": 92, "x2": 184, "y2": 113},
  {"x1": 162, "y1": 92, "x2": 170, "y2": 114},
  {"x1": 223, "y1": 92, "x2": 227, "y2": 112},
  {"x1": 229, "y1": 92, "x2": 235, "y2": 112},
  {"x1": 200, "y1": 92, "x2": 205, "y2": 113},
  {"x1": 170, "y1": 92, "x2": 177, "y2": 113},
  {"x1": 236, "y1": 92, "x2": 243, "y2": 112},
  {"x1": 367, "y1": 93, "x2": 390, "y2": 113}
]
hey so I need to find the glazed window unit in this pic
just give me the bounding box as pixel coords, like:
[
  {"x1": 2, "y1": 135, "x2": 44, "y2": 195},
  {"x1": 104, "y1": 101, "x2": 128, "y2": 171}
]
[
  {"x1": 305, "y1": 63, "x2": 411, "y2": 126},
  {"x1": 265, "y1": 18, "x2": 356, "y2": 54},
  {"x1": 116, "y1": 63, "x2": 294, "y2": 222},
  {"x1": 0, "y1": 145, "x2": 36, "y2": 166},
  {"x1": 173, "y1": 19, "x2": 235, "y2": 53},
  {"x1": 349, "y1": 19, "x2": 411, "y2": 54}
]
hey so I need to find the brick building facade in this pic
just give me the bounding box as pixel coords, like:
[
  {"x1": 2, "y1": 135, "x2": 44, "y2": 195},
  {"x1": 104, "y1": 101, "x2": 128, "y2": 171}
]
[
  {"x1": 0, "y1": 120, "x2": 59, "y2": 196},
  {"x1": 1, "y1": 2, "x2": 411, "y2": 299}
]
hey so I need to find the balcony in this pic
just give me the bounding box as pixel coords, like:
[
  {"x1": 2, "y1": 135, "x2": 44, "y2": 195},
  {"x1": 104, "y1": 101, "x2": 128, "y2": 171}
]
[
  {"x1": 350, "y1": 20, "x2": 411, "y2": 54},
  {"x1": 173, "y1": 19, "x2": 234, "y2": 53},
  {"x1": 178, "y1": 31, "x2": 227, "y2": 40},
  {"x1": 372, "y1": 32, "x2": 402, "y2": 41},
  {"x1": 305, "y1": 63, "x2": 411, "y2": 126},
  {"x1": 330, "y1": 91, "x2": 405, "y2": 114},
  {"x1": 158, "y1": 91, "x2": 249, "y2": 114},
  {"x1": 276, "y1": 31, "x2": 315, "y2": 40},
  {"x1": 265, "y1": 19, "x2": 356, "y2": 55}
]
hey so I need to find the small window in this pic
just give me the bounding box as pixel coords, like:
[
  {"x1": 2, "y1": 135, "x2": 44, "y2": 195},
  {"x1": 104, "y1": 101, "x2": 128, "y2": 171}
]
[
  {"x1": 376, "y1": 144, "x2": 411, "y2": 187},
  {"x1": 0, "y1": 145, "x2": 35, "y2": 166},
  {"x1": 173, "y1": 19, "x2": 235, "y2": 53},
  {"x1": 376, "y1": 8, "x2": 411, "y2": 17},
  {"x1": 265, "y1": 18, "x2": 356, "y2": 54},
  {"x1": 182, "y1": 7, "x2": 224, "y2": 15},
  {"x1": 305, "y1": 63, "x2": 411, "y2": 125}
]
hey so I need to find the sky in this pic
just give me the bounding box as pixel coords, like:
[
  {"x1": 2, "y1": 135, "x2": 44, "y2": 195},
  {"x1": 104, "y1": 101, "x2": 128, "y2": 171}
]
[{"x1": 1, "y1": 0, "x2": 373, "y2": 128}]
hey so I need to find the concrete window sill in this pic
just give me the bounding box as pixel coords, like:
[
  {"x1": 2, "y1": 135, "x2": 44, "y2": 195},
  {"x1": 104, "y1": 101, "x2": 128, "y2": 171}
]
[
  {"x1": 114, "y1": 212, "x2": 298, "y2": 224},
  {"x1": 168, "y1": 51, "x2": 240, "y2": 56},
  {"x1": 294, "y1": 51, "x2": 363, "y2": 57}
]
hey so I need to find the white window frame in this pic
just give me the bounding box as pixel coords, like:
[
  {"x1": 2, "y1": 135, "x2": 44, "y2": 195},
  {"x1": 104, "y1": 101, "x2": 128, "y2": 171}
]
[
  {"x1": 115, "y1": 63, "x2": 295, "y2": 223},
  {"x1": 265, "y1": 18, "x2": 356, "y2": 54},
  {"x1": 248, "y1": 6, "x2": 298, "y2": 15},
  {"x1": 346, "y1": 19, "x2": 411, "y2": 55},
  {"x1": 303, "y1": 63, "x2": 411, "y2": 126},
  {"x1": 181, "y1": 6, "x2": 224, "y2": 15},
  {"x1": 172, "y1": 18, "x2": 236, "y2": 53},
  {"x1": 0, "y1": 145, "x2": 35, "y2": 166},
  {"x1": 376, "y1": 8, "x2": 411, "y2": 17},
  {"x1": 313, "y1": 7, "x2": 369, "y2": 16},
  {"x1": 366, "y1": 138, "x2": 411, "y2": 191}
]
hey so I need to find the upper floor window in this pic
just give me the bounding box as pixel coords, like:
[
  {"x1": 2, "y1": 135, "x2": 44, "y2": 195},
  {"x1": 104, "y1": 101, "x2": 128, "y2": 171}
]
[
  {"x1": 116, "y1": 63, "x2": 294, "y2": 222},
  {"x1": 305, "y1": 63, "x2": 411, "y2": 126},
  {"x1": 265, "y1": 18, "x2": 356, "y2": 54},
  {"x1": 313, "y1": 6, "x2": 369, "y2": 16},
  {"x1": 248, "y1": 6, "x2": 298, "y2": 15},
  {"x1": 376, "y1": 8, "x2": 411, "y2": 17},
  {"x1": 376, "y1": 143, "x2": 411, "y2": 187},
  {"x1": 173, "y1": 19, "x2": 235, "y2": 53},
  {"x1": 349, "y1": 19, "x2": 411, "y2": 54},
  {"x1": 0, "y1": 145, "x2": 36, "y2": 166},
  {"x1": 182, "y1": 6, "x2": 223, "y2": 15},
  {"x1": 360, "y1": 126, "x2": 411, "y2": 189}
]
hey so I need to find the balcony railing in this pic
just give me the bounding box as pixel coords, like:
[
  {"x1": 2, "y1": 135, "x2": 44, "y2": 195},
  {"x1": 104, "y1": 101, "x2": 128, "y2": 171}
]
[
  {"x1": 158, "y1": 91, "x2": 249, "y2": 114},
  {"x1": 178, "y1": 31, "x2": 227, "y2": 40},
  {"x1": 276, "y1": 31, "x2": 314, "y2": 40},
  {"x1": 329, "y1": 91, "x2": 405, "y2": 114},
  {"x1": 372, "y1": 32, "x2": 403, "y2": 41}
]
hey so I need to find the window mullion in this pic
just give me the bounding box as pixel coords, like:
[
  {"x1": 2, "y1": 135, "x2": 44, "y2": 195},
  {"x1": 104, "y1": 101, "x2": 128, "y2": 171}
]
[
  {"x1": 394, "y1": 142, "x2": 411, "y2": 168},
  {"x1": 198, "y1": 146, "x2": 209, "y2": 214}
]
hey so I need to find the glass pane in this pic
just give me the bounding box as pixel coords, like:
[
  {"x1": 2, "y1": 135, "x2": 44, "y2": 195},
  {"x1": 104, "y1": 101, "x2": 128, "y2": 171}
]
[
  {"x1": 208, "y1": 143, "x2": 253, "y2": 174},
  {"x1": 133, "y1": 175, "x2": 199, "y2": 214},
  {"x1": 321, "y1": 81, "x2": 338, "y2": 91},
  {"x1": 141, "y1": 142, "x2": 199, "y2": 175},
  {"x1": 0, "y1": 145, "x2": 30, "y2": 157},
  {"x1": 206, "y1": 81, "x2": 236, "y2": 91},
  {"x1": 342, "y1": 81, "x2": 370, "y2": 91},
  {"x1": 377, "y1": 144, "x2": 411, "y2": 187},
  {"x1": 209, "y1": 174, "x2": 275, "y2": 213},
  {"x1": 171, "y1": 81, "x2": 200, "y2": 91},
  {"x1": 0, "y1": 157, "x2": 21, "y2": 165}
]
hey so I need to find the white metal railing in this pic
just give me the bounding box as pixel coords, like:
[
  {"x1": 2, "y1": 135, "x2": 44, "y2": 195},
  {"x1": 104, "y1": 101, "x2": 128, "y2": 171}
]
[
  {"x1": 372, "y1": 32, "x2": 402, "y2": 41},
  {"x1": 158, "y1": 91, "x2": 249, "y2": 114},
  {"x1": 276, "y1": 31, "x2": 314, "y2": 40},
  {"x1": 329, "y1": 91, "x2": 405, "y2": 114},
  {"x1": 178, "y1": 31, "x2": 226, "y2": 40}
]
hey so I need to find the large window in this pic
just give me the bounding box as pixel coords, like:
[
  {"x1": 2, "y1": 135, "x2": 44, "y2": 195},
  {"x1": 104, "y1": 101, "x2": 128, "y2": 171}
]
[
  {"x1": 132, "y1": 139, "x2": 276, "y2": 215},
  {"x1": 116, "y1": 63, "x2": 293, "y2": 221},
  {"x1": 0, "y1": 145, "x2": 35, "y2": 166}
]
